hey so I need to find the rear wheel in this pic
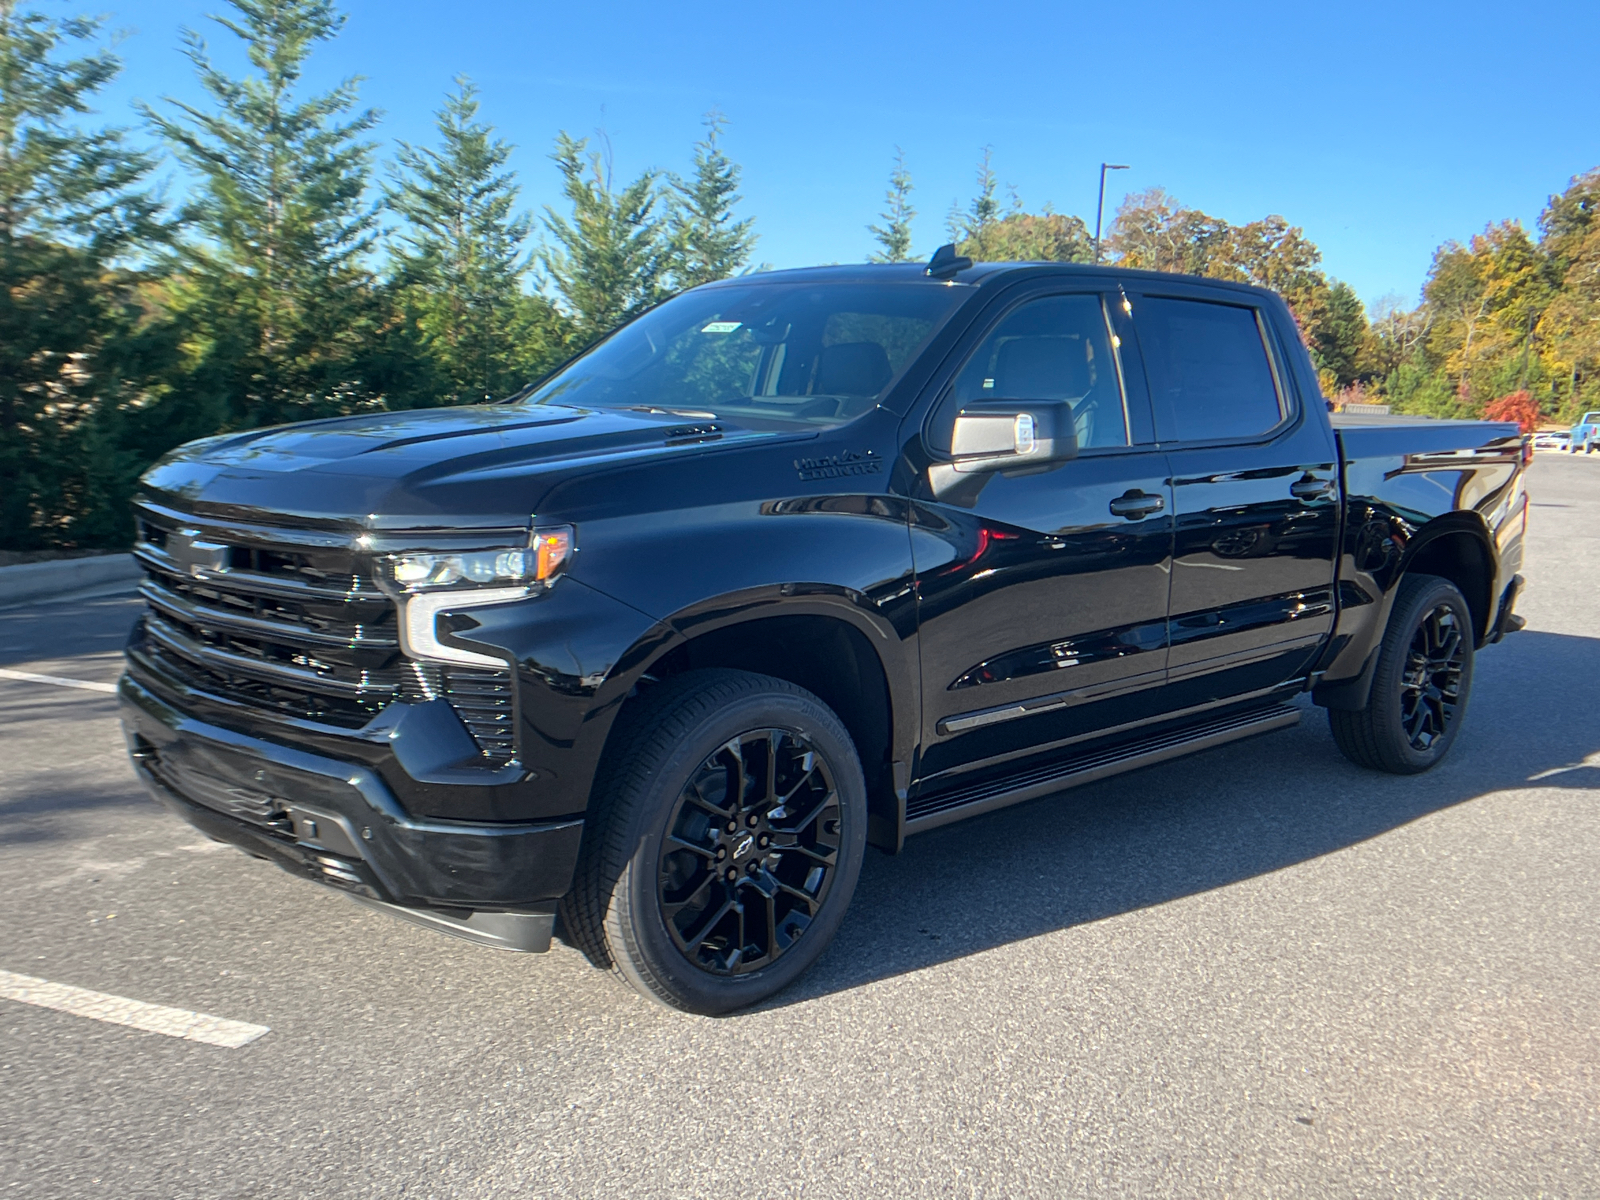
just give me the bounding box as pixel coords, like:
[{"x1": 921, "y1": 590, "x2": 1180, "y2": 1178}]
[
  {"x1": 560, "y1": 669, "x2": 867, "y2": 1014},
  {"x1": 1329, "y1": 573, "x2": 1475, "y2": 774}
]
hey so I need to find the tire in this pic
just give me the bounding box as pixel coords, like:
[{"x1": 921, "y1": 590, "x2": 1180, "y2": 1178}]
[
  {"x1": 1328, "y1": 573, "x2": 1475, "y2": 774},
  {"x1": 560, "y1": 669, "x2": 868, "y2": 1014}
]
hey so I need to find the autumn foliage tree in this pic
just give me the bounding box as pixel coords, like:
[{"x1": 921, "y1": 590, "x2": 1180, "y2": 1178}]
[
  {"x1": 1106, "y1": 188, "x2": 1367, "y2": 391},
  {"x1": 1483, "y1": 390, "x2": 1542, "y2": 433}
]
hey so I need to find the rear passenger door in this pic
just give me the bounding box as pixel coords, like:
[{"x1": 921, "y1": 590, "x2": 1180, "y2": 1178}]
[{"x1": 1129, "y1": 289, "x2": 1340, "y2": 706}]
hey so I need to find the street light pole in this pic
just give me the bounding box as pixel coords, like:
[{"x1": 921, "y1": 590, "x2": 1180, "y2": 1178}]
[{"x1": 1093, "y1": 162, "x2": 1130, "y2": 264}]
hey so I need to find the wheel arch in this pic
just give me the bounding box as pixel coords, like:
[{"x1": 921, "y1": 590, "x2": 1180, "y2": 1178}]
[
  {"x1": 598, "y1": 586, "x2": 917, "y2": 852},
  {"x1": 1397, "y1": 515, "x2": 1497, "y2": 646},
  {"x1": 1315, "y1": 511, "x2": 1498, "y2": 712}
]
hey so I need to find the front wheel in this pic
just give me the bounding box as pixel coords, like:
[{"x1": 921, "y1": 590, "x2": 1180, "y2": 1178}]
[
  {"x1": 1328, "y1": 573, "x2": 1475, "y2": 774},
  {"x1": 561, "y1": 669, "x2": 867, "y2": 1014}
]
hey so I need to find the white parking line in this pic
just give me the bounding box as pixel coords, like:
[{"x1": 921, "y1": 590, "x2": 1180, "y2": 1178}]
[
  {"x1": 0, "y1": 667, "x2": 118, "y2": 694},
  {"x1": 0, "y1": 969, "x2": 270, "y2": 1048}
]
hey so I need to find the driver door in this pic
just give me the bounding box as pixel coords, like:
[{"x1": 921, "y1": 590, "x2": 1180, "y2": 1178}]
[{"x1": 911, "y1": 289, "x2": 1174, "y2": 793}]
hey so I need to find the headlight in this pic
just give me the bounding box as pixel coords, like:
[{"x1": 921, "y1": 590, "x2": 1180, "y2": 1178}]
[
  {"x1": 389, "y1": 527, "x2": 573, "y2": 592},
  {"x1": 383, "y1": 525, "x2": 574, "y2": 668}
]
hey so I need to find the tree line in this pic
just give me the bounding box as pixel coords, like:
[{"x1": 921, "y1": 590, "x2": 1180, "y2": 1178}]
[{"x1": 4, "y1": 0, "x2": 1596, "y2": 552}]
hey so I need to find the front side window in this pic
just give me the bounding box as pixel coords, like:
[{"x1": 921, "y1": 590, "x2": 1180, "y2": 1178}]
[
  {"x1": 929, "y1": 293, "x2": 1130, "y2": 452},
  {"x1": 1135, "y1": 297, "x2": 1286, "y2": 442},
  {"x1": 519, "y1": 282, "x2": 968, "y2": 428}
]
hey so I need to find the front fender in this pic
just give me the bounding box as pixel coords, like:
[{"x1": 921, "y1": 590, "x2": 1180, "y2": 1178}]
[{"x1": 444, "y1": 580, "x2": 674, "y2": 819}]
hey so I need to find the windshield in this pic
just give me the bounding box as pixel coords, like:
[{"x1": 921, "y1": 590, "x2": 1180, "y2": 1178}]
[{"x1": 519, "y1": 280, "x2": 969, "y2": 427}]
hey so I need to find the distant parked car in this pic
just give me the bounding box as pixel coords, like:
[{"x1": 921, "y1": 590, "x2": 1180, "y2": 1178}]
[
  {"x1": 1533, "y1": 430, "x2": 1571, "y2": 451},
  {"x1": 1571, "y1": 411, "x2": 1600, "y2": 453}
]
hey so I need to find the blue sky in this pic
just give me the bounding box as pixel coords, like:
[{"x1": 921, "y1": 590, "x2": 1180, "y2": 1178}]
[{"x1": 92, "y1": 0, "x2": 1599, "y2": 311}]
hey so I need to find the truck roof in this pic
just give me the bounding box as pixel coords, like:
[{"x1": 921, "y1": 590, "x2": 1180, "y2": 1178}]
[{"x1": 701, "y1": 260, "x2": 1281, "y2": 303}]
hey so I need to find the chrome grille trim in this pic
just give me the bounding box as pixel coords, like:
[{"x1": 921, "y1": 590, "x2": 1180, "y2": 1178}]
[
  {"x1": 143, "y1": 613, "x2": 400, "y2": 699},
  {"x1": 132, "y1": 544, "x2": 381, "y2": 604},
  {"x1": 139, "y1": 578, "x2": 399, "y2": 653},
  {"x1": 134, "y1": 499, "x2": 358, "y2": 550}
]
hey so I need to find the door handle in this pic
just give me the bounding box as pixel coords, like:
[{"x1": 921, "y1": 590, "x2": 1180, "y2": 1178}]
[
  {"x1": 1109, "y1": 490, "x2": 1165, "y2": 520},
  {"x1": 1290, "y1": 476, "x2": 1335, "y2": 500}
]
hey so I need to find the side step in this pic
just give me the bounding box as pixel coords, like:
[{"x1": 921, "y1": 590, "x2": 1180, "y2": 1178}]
[{"x1": 904, "y1": 703, "x2": 1302, "y2": 835}]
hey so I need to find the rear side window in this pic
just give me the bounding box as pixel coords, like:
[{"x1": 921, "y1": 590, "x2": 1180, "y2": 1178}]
[{"x1": 1136, "y1": 298, "x2": 1285, "y2": 442}]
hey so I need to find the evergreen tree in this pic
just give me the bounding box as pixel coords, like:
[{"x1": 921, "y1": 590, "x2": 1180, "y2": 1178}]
[
  {"x1": 868, "y1": 147, "x2": 915, "y2": 263},
  {"x1": 387, "y1": 78, "x2": 566, "y2": 403},
  {"x1": 1305, "y1": 280, "x2": 1370, "y2": 390},
  {"x1": 143, "y1": 0, "x2": 386, "y2": 429},
  {"x1": 942, "y1": 148, "x2": 1091, "y2": 266},
  {"x1": 541, "y1": 132, "x2": 671, "y2": 343},
  {"x1": 668, "y1": 111, "x2": 755, "y2": 288},
  {"x1": 947, "y1": 147, "x2": 1000, "y2": 258},
  {"x1": 0, "y1": 1, "x2": 168, "y2": 550}
]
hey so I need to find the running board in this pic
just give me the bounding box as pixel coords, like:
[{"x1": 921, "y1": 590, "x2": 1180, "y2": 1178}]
[{"x1": 904, "y1": 704, "x2": 1302, "y2": 835}]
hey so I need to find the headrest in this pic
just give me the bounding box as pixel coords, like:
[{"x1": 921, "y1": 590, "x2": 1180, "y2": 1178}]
[
  {"x1": 815, "y1": 342, "x2": 893, "y2": 396},
  {"x1": 994, "y1": 337, "x2": 1090, "y2": 399}
]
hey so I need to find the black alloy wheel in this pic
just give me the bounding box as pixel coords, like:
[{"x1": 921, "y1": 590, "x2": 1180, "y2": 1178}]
[
  {"x1": 1328, "y1": 572, "x2": 1476, "y2": 774},
  {"x1": 658, "y1": 730, "x2": 841, "y2": 975},
  {"x1": 560, "y1": 669, "x2": 867, "y2": 1014},
  {"x1": 1397, "y1": 602, "x2": 1466, "y2": 752}
]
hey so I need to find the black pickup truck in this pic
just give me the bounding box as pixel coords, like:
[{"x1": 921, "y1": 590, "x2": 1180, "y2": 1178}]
[{"x1": 119, "y1": 252, "x2": 1528, "y2": 1013}]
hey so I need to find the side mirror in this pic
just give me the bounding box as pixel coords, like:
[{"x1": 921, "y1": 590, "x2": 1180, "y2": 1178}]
[{"x1": 949, "y1": 399, "x2": 1078, "y2": 474}]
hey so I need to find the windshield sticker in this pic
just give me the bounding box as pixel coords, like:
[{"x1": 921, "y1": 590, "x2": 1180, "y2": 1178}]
[{"x1": 701, "y1": 321, "x2": 742, "y2": 334}]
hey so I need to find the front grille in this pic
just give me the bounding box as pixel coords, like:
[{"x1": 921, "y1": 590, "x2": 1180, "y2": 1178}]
[{"x1": 130, "y1": 503, "x2": 516, "y2": 765}]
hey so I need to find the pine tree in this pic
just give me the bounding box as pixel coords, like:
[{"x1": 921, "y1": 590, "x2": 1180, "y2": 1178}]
[
  {"x1": 0, "y1": 1, "x2": 168, "y2": 550},
  {"x1": 1306, "y1": 280, "x2": 1371, "y2": 390},
  {"x1": 668, "y1": 111, "x2": 755, "y2": 288},
  {"x1": 387, "y1": 78, "x2": 566, "y2": 403},
  {"x1": 868, "y1": 148, "x2": 915, "y2": 263},
  {"x1": 952, "y1": 147, "x2": 1001, "y2": 258},
  {"x1": 143, "y1": 0, "x2": 385, "y2": 428},
  {"x1": 541, "y1": 132, "x2": 671, "y2": 343}
]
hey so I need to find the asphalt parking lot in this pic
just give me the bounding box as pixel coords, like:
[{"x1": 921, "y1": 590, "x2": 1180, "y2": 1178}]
[{"x1": 2, "y1": 454, "x2": 1597, "y2": 1199}]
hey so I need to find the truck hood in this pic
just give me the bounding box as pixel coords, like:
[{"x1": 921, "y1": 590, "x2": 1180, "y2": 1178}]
[{"x1": 138, "y1": 403, "x2": 798, "y2": 531}]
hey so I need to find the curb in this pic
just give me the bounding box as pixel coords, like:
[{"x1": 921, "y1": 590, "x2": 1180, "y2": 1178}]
[{"x1": 0, "y1": 555, "x2": 142, "y2": 607}]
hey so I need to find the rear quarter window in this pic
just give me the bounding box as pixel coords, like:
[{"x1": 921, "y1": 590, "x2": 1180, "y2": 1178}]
[{"x1": 1137, "y1": 297, "x2": 1286, "y2": 443}]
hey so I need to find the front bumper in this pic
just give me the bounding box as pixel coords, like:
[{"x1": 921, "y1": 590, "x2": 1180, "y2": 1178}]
[{"x1": 119, "y1": 675, "x2": 583, "y2": 949}]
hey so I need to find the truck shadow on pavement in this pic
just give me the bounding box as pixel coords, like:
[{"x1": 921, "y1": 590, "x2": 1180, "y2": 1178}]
[
  {"x1": 773, "y1": 629, "x2": 1600, "y2": 1010},
  {"x1": 0, "y1": 687, "x2": 147, "y2": 845},
  {"x1": 0, "y1": 594, "x2": 146, "y2": 845}
]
